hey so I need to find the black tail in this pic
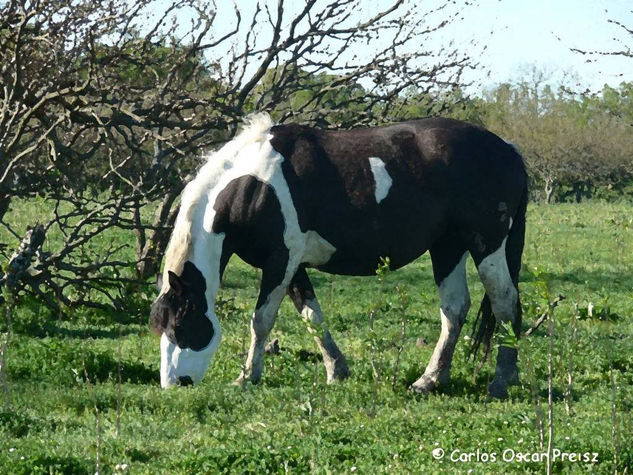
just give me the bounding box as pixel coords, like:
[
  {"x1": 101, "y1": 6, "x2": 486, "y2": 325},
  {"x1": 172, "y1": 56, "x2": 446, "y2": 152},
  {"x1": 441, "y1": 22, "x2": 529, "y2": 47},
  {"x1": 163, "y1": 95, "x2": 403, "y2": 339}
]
[{"x1": 470, "y1": 181, "x2": 528, "y2": 360}]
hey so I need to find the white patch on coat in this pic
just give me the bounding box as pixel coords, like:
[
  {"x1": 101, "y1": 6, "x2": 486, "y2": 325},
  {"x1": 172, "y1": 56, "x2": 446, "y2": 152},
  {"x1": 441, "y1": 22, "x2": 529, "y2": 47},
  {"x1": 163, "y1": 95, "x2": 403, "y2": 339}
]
[
  {"x1": 438, "y1": 252, "x2": 470, "y2": 324},
  {"x1": 422, "y1": 253, "x2": 470, "y2": 380},
  {"x1": 193, "y1": 125, "x2": 336, "y2": 271},
  {"x1": 302, "y1": 230, "x2": 336, "y2": 266},
  {"x1": 477, "y1": 237, "x2": 517, "y2": 323},
  {"x1": 158, "y1": 113, "x2": 336, "y2": 387},
  {"x1": 367, "y1": 156, "x2": 392, "y2": 204}
]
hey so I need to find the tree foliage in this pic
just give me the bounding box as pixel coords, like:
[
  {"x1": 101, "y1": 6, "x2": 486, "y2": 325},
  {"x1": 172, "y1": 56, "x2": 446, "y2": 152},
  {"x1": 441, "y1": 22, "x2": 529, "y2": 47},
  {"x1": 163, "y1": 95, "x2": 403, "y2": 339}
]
[
  {"x1": 481, "y1": 76, "x2": 633, "y2": 203},
  {"x1": 1, "y1": 1, "x2": 631, "y2": 312},
  {"x1": 0, "y1": 0, "x2": 474, "y2": 311}
]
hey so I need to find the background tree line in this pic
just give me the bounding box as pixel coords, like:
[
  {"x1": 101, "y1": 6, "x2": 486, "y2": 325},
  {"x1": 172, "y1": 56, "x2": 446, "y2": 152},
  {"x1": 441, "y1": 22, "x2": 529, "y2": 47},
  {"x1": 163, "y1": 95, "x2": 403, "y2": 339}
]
[{"x1": 0, "y1": 0, "x2": 631, "y2": 313}]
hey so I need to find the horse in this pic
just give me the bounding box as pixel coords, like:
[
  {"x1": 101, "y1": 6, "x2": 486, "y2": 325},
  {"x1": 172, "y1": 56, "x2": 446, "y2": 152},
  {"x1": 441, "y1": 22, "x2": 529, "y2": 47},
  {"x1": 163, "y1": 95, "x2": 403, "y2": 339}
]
[{"x1": 150, "y1": 113, "x2": 528, "y2": 399}]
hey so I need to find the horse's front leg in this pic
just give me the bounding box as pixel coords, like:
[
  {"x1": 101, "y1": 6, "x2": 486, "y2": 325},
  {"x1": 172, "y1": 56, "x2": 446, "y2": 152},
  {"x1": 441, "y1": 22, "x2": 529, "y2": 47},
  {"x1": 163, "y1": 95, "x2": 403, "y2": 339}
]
[
  {"x1": 287, "y1": 266, "x2": 349, "y2": 383},
  {"x1": 235, "y1": 259, "x2": 293, "y2": 385}
]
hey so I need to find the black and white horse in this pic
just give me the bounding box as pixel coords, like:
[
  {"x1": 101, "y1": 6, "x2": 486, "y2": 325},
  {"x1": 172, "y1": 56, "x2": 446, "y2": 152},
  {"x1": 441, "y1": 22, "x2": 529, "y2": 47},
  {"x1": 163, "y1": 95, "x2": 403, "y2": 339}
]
[{"x1": 150, "y1": 113, "x2": 527, "y2": 399}]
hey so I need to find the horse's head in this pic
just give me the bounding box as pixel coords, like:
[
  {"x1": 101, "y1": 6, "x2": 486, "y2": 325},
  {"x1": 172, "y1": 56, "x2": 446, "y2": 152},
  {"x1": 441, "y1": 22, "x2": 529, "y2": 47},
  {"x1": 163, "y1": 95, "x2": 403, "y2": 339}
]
[{"x1": 150, "y1": 261, "x2": 220, "y2": 388}]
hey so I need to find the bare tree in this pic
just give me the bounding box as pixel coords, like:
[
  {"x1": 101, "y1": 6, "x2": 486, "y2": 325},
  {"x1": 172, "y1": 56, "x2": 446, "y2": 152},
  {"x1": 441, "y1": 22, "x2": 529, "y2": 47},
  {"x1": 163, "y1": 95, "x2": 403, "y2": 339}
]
[
  {"x1": 1, "y1": 0, "x2": 475, "y2": 311},
  {"x1": 571, "y1": 8, "x2": 633, "y2": 61}
]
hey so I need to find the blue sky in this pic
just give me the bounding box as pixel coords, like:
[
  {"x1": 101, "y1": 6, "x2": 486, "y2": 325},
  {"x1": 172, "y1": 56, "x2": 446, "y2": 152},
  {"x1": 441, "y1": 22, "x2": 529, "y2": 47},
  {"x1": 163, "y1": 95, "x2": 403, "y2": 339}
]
[
  {"x1": 154, "y1": 0, "x2": 632, "y2": 94},
  {"x1": 450, "y1": 0, "x2": 632, "y2": 92}
]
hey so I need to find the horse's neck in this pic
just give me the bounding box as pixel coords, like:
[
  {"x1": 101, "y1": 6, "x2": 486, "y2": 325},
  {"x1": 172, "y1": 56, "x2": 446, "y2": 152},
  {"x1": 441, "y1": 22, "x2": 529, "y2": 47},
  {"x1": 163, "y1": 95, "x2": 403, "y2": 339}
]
[{"x1": 187, "y1": 201, "x2": 226, "y2": 312}]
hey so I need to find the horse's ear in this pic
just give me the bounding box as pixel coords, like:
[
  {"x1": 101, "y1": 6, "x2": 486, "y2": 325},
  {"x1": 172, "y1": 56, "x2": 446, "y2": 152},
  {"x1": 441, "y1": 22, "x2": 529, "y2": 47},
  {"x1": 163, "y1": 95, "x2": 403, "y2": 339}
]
[
  {"x1": 156, "y1": 272, "x2": 163, "y2": 291},
  {"x1": 168, "y1": 270, "x2": 183, "y2": 295}
]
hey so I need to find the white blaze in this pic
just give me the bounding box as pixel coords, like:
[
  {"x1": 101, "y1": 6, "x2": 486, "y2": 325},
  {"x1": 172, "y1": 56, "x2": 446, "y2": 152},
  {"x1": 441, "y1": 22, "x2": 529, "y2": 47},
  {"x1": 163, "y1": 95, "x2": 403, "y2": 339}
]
[
  {"x1": 160, "y1": 327, "x2": 221, "y2": 388},
  {"x1": 368, "y1": 156, "x2": 392, "y2": 204}
]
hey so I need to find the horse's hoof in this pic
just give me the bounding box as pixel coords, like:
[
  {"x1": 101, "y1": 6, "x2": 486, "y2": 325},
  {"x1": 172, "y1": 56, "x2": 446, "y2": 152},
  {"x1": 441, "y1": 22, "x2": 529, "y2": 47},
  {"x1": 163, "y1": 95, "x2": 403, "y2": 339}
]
[
  {"x1": 488, "y1": 379, "x2": 509, "y2": 399},
  {"x1": 410, "y1": 375, "x2": 438, "y2": 394},
  {"x1": 506, "y1": 371, "x2": 520, "y2": 387},
  {"x1": 233, "y1": 374, "x2": 261, "y2": 386},
  {"x1": 324, "y1": 355, "x2": 350, "y2": 384},
  {"x1": 331, "y1": 362, "x2": 350, "y2": 383}
]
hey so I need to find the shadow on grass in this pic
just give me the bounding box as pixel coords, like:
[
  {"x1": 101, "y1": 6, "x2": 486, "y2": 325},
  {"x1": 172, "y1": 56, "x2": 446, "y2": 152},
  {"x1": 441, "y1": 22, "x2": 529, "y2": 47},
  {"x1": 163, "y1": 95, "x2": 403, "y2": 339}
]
[
  {"x1": 12, "y1": 455, "x2": 91, "y2": 474},
  {"x1": 523, "y1": 267, "x2": 633, "y2": 293},
  {"x1": 8, "y1": 343, "x2": 159, "y2": 385},
  {"x1": 0, "y1": 410, "x2": 41, "y2": 438},
  {"x1": 9, "y1": 315, "x2": 146, "y2": 340},
  {"x1": 51, "y1": 325, "x2": 143, "y2": 340},
  {"x1": 74, "y1": 353, "x2": 159, "y2": 385}
]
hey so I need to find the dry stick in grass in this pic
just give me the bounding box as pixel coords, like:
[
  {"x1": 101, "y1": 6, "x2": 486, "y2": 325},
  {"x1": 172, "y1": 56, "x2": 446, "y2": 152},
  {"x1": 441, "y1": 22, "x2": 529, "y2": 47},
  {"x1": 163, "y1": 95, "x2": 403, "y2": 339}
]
[
  {"x1": 310, "y1": 352, "x2": 319, "y2": 423},
  {"x1": 523, "y1": 342, "x2": 545, "y2": 450},
  {"x1": 523, "y1": 295, "x2": 565, "y2": 337},
  {"x1": 369, "y1": 310, "x2": 379, "y2": 419},
  {"x1": 546, "y1": 308, "x2": 555, "y2": 475},
  {"x1": 116, "y1": 326, "x2": 122, "y2": 438},
  {"x1": 391, "y1": 285, "x2": 408, "y2": 391},
  {"x1": 0, "y1": 297, "x2": 11, "y2": 409},
  {"x1": 565, "y1": 314, "x2": 578, "y2": 417},
  {"x1": 606, "y1": 338, "x2": 620, "y2": 474},
  {"x1": 81, "y1": 338, "x2": 102, "y2": 475}
]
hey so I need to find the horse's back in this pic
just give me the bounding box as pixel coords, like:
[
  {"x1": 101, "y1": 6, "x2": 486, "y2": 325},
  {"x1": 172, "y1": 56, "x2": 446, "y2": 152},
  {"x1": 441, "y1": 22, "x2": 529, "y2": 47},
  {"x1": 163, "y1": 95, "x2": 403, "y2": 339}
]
[{"x1": 268, "y1": 118, "x2": 526, "y2": 274}]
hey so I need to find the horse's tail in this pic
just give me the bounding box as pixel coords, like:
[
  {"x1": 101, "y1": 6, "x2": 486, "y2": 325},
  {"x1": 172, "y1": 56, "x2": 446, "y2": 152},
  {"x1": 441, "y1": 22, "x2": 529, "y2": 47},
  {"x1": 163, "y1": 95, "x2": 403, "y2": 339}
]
[{"x1": 470, "y1": 176, "x2": 528, "y2": 361}]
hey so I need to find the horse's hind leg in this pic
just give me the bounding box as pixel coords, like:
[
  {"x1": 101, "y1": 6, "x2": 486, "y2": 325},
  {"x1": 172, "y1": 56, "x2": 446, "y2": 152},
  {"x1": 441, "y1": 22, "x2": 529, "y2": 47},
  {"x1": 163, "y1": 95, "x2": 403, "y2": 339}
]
[
  {"x1": 287, "y1": 267, "x2": 349, "y2": 383},
  {"x1": 474, "y1": 237, "x2": 520, "y2": 399},
  {"x1": 412, "y1": 242, "x2": 470, "y2": 393}
]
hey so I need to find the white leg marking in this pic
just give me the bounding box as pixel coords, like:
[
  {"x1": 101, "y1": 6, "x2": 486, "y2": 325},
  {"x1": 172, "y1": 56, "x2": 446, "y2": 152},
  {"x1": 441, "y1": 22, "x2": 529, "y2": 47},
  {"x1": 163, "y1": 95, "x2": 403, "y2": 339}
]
[
  {"x1": 301, "y1": 297, "x2": 324, "y2": 325},
  {"x1": 239, "y1": 285, "x2": 288, "y2": 384},
  {"x1": 413, "y1": 253, "x2": 470, "y2": 391},
  {"x1": 301, "y1": 298, "x2": 349, "y2": 383},
  {"x1": 368, "y1": 156, "x2": 393, "y2": 204},
  {"x1": 477, "y1": 237, "x2": 520, "y2": 398},
  {"x1": 477, "y1": 237, "x2": 517, "y2": 324}
]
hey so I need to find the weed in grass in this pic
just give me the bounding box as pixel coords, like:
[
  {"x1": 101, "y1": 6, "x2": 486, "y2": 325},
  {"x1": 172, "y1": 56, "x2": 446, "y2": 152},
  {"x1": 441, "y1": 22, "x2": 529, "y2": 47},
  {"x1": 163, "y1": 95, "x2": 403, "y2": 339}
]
[{"x1": 1, "y1": 294, "x2": 12, "y2": 409}]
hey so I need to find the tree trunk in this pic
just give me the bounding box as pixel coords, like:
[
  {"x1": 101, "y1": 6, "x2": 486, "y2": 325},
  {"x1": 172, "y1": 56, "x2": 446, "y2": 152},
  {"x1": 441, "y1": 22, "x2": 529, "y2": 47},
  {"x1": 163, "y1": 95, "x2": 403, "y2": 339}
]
[
  {"x1": 0, "y1": 193, "x2": 10, "y2": 224},
  {"x1": 135, "y1": 189, "x2": 182, "y2": 281},
  {"x1": 544, "y1": 178, "x2": 557, "y2": 204}
]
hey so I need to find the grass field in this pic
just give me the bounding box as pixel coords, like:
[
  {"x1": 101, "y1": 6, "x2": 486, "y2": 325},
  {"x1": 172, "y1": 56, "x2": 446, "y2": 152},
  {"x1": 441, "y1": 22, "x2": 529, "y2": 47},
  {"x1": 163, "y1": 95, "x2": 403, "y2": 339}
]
[{"x1": 1, "y1": 201, "x2": 632, "y2": 473}]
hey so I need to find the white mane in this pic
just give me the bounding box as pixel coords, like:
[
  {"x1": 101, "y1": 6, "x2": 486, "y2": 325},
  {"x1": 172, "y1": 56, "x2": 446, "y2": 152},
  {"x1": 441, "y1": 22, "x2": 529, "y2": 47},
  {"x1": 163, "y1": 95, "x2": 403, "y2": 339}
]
[{"x1": 162, "y1": 113, "x2": 275, "y2": 276}]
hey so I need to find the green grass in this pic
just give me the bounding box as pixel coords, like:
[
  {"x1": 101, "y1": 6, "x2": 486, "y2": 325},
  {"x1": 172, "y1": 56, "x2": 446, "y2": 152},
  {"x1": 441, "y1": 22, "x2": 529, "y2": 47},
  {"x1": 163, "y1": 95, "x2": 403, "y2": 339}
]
[{"x1": 1, "y1": 201, "x2": 632, "y2": 473}]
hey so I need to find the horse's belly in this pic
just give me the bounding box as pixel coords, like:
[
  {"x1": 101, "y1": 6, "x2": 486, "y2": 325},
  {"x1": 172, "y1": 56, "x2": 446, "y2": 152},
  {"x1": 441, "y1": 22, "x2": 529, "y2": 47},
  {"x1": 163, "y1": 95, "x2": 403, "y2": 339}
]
[{"x1": 307, "y1": 218, "x2": 433, "y2": 276}]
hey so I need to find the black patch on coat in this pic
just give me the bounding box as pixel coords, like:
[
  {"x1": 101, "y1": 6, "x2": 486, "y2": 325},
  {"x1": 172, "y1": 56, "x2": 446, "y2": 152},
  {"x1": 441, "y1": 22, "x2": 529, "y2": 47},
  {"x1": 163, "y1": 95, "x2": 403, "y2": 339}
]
[
  {"x1": 211, "y1": 175, "x2": 290, "y2": 309},
  {"x1": 286, "y1": 265, "x2": 316, "y2": 312},
  {"x1": 149, "y1": 261, "x2": 214, "y2": 351},
  {"x1": 270, "y1": 117, "x2": 526, "y2": 276}
]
